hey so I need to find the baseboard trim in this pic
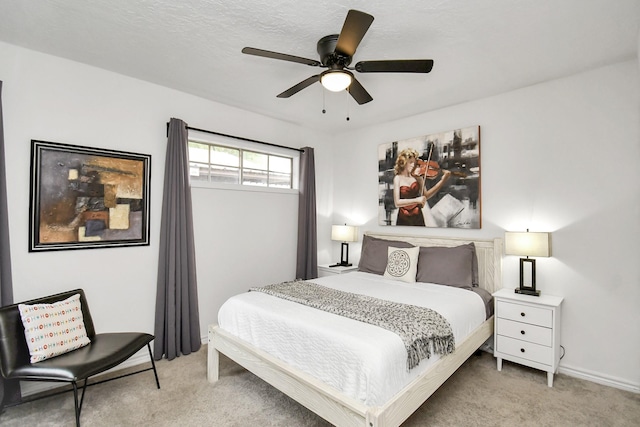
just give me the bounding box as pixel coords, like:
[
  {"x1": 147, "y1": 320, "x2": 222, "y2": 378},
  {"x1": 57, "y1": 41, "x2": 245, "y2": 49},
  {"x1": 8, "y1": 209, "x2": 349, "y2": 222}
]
[
  {"x1": 20, "y1": 351, "x2": 151, "y2": 397},
  {"x1": 558, "y1": 365, "x2": 640, "y2": 394}
]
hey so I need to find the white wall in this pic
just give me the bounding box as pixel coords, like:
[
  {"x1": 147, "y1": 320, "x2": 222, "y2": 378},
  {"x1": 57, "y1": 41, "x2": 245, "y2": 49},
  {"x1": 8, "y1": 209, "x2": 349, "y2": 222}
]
[
  {"x1": 0, "y1": 41, "x2": 332, "y2": 343},
  {"x1": 326, "y1": 60, "x2": 640, "y2": 391}
]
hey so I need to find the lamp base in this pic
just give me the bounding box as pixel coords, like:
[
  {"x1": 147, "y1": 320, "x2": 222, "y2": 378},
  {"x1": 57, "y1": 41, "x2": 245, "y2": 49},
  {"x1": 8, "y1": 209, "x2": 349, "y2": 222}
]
[
  {"x1": 515, "y1": 287, "x2": 540, "y2": 297},
  {"x1": 517, "y1": 257, "x2": 540, "y2": 296},
  {"x1": 329, "y1": 262, "x2": 352, "y2": 268},
  {"x1": 329, "y1": 242, "x2": 351, "y2": 268}
]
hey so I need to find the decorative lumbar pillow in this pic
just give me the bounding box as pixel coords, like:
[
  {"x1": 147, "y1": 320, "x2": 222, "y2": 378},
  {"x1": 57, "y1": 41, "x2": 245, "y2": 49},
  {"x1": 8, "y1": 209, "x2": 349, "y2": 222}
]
[
  {"x1": 358, "y1": 234, "x2": 415, "y2": 275},
  {"x1": 19, "y1": 293, "x2": 91, "y2": 363},
  {"x1": 416, "y1": 244, "x2": 475, "y2": 287},
  {"x1": 384, "y1": 246, "x2": 420, "y2": 283}
]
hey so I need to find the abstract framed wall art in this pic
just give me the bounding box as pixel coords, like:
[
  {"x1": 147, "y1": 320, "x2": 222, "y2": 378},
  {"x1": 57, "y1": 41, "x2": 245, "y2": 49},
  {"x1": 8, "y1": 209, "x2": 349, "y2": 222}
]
[
  {"x1": 378, "y1": 126, "x2": 481, "y2": 228},
  {"x1": 29, "y1": 140, "x2": 151, "y2": 252}
]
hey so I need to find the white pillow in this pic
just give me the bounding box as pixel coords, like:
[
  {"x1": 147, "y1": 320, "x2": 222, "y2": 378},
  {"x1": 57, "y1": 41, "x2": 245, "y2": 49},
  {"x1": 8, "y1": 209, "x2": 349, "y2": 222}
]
[
  {"x1": 384, "y1": 246, "x2": 420, "y2": 283},
  {"x1": 19, "y1": 293, "x2": 91, "y2": 363}
]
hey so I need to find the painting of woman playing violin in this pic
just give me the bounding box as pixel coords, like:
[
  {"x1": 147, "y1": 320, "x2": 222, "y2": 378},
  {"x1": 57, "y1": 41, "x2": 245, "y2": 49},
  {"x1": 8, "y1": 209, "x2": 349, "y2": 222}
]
[{"x1": 378, "y1": 126, "x2": 481, "y2": 228}]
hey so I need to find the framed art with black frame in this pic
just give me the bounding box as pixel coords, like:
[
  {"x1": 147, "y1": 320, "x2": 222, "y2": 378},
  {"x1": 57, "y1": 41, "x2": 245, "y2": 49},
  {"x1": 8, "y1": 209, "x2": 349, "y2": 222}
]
[{"x1": 29, "y1": 140, "x2": 151, "y2": 252}]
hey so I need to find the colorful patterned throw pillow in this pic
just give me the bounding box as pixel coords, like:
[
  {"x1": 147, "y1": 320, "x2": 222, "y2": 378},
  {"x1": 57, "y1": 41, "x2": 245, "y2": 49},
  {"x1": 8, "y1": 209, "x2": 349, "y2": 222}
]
[{"x1": 19, "y1": 293, "x2": 91, "y2": 363}]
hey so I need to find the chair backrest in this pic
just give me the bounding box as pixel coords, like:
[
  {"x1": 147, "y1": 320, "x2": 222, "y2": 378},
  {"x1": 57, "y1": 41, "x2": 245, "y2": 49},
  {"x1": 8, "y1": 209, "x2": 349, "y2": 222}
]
[{"x1": 0, "y1": 289, "x2": 95, "y2": 378}]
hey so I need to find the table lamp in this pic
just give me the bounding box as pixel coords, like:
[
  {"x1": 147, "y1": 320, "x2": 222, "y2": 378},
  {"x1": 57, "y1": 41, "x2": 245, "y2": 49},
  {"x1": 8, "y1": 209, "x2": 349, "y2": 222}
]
[
  {"x1": 330, "y1": 225, "x2": 358, "y2": 267},
  {"x1": 504, "y1": 230, "x2": 551, "y2": 296}
]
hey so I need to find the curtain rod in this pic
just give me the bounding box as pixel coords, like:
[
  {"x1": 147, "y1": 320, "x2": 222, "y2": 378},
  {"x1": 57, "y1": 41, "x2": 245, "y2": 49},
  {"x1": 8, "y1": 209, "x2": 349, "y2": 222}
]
[{"x1": 166, "y1": 122, "x2": 303, "y2": 153}]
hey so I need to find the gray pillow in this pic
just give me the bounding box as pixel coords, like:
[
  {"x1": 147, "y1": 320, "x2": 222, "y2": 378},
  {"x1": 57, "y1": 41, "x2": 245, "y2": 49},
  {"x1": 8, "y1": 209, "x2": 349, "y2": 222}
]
[
  {"x1": 416, "y1": 243, "x2": 476, "y2": 287},
  {"x1": 358, "y1": 235, "x2": 414, "y2": 275},
  {"x1": 470, "y1": 242, "x2": 479, "y2": 286}
]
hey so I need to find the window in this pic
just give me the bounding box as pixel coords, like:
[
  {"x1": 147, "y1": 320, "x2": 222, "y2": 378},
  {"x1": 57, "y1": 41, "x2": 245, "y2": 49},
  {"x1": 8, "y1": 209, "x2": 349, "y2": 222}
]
[{"x1": 188, "y1": 141, "x2": 294, "y2": 189}]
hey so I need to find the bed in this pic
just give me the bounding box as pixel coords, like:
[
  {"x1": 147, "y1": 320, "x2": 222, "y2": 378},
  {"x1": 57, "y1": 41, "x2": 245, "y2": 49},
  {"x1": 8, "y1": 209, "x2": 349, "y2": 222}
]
[{"x1": 208, "y1": 233, "x2": 503, "y2": 427}]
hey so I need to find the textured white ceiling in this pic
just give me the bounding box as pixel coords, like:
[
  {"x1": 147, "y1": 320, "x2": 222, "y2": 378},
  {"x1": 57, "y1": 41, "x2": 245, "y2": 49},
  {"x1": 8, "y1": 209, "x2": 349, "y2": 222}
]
[{"x1": 0, "y1": 0, "x2": 638, "y2": 134}]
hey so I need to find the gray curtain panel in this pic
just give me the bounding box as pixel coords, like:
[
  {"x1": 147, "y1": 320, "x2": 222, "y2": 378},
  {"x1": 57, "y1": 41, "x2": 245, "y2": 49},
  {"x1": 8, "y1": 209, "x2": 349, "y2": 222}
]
[
  {"x1": 295, "y1": 147, "x2": 318, "y2": 279},
  {"x1": 0, "y1": 81, "x2": 20, "y2": 407},
  {"x1": 0, "y1": 81, "x2": 12, "y2": 307},
  {"x1": 154, "y1": 118, "x2": 201, "y2": 361}
]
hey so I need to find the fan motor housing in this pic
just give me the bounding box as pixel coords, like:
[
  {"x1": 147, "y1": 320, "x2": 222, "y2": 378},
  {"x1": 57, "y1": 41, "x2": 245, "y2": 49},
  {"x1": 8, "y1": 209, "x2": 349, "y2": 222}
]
[{"x1": 317, "y1": 34, "x2": 351, "y2": 68}]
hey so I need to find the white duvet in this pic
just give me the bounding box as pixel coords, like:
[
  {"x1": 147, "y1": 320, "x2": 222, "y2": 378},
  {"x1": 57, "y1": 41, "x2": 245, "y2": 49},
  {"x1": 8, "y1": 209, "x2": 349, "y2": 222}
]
[{"x1": 217, "y1": 271, "x2": 486, "y2": 406}]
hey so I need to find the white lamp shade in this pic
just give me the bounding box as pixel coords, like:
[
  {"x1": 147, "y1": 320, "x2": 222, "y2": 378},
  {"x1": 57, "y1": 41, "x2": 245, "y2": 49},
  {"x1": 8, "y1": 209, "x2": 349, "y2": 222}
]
[
  {"x1": 321, "y1": 70, "x2": 353, "y2": 92},
  {"x1": 504, "y1": 231, "x2": 550, "y2": 257},
  {"x1": 331, "y1": 225, "x2": 358, "y2": 242}
]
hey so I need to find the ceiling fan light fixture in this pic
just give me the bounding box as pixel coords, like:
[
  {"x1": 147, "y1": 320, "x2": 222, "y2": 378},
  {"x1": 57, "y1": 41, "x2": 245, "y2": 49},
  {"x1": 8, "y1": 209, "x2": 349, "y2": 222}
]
[{"x1": 320, "y1": 70, "x2": 353, "y2": 92}]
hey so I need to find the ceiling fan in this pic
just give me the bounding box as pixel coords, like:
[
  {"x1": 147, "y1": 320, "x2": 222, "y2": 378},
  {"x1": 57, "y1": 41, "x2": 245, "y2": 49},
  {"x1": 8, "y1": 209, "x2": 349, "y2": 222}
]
[{"x1": 242, "y1": 9, "x2": 434, "y2": 105}]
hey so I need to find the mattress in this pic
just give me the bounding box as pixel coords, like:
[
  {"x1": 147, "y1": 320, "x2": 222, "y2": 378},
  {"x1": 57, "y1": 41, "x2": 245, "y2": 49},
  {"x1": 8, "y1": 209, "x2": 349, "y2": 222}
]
[{"x1": 217, "y1": 271, "x2": 487, "y2": 406}]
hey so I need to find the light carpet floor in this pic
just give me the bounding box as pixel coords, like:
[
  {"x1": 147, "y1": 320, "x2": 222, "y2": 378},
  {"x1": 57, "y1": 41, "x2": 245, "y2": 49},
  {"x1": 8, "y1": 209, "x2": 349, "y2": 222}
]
[{"x1": 1, "y1": 345, "x2": 638, "y2": 426}]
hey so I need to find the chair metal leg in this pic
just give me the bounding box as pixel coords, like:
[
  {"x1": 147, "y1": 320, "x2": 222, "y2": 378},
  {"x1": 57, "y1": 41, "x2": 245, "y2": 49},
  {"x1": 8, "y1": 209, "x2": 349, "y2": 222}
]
[
  {"x1": 78, "y1": 378, "x2": 89, "y2": 417},
  {"x1": 71, "y1": 378, "x2": 88, "y2": 427},
  {"x1": 72, "y1": 382, "x2": 80, "y2": 427},
  {"x1": 147, "y1": 343, "x2": 161, "y2": 389}
]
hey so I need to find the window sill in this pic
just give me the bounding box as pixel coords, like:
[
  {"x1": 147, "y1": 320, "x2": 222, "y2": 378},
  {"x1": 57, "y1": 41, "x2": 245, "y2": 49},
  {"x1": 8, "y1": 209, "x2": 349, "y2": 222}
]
[{"x1": 190, "y1": 180, "x2": 298, "y2": 195}]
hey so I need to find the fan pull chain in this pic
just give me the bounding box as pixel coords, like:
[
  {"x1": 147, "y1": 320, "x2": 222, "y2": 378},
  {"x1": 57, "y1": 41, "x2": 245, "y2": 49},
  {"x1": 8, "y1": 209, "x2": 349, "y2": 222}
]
[
  {"x1": 322, "y1": 88, "x2": 326, "y2": 114},
  {"x1": 345, "y1": 88, "x2": 350, "y2": 121}
]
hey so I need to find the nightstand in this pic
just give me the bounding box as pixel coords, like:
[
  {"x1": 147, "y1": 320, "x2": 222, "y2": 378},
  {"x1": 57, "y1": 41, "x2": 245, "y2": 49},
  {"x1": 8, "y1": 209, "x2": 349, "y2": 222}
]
[
  {"x1": 317, "y1": 264, "x2": 359, "y2": 277},
  {"x1": 493, "y1": 288, "x2": 563, "y2": 387}
]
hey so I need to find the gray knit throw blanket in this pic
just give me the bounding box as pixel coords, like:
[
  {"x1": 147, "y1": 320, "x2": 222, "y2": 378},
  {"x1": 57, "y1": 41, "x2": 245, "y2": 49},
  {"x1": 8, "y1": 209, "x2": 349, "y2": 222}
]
[{"x1": 250, "y1": 280, "x2": 455, "y2": 370}]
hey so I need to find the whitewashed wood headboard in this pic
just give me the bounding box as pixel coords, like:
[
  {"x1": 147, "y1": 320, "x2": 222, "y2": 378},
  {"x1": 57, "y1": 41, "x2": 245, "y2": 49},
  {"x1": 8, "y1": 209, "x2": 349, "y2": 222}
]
[{"x1": 365, "y1": 232, "x2": 503, "y2": 294}]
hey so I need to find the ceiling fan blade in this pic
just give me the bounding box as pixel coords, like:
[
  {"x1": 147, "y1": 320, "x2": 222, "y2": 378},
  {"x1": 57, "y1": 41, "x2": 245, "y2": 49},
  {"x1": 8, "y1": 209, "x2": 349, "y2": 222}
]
[
  {"x1": 355, "y1": 59, "x2": 434, "y2": 73},
  {"x1": 347, "y1": 77, "x2": 373, "y2": 105},
  {"x1": 242, "y1": 47, "x2": 321, "y2": 67},
  {"x1": 277, "y1": 75, "x2": 321, "y2": 98},
  {"x1": 335, "y1": 10, "x2": 374, "y2": 57}
]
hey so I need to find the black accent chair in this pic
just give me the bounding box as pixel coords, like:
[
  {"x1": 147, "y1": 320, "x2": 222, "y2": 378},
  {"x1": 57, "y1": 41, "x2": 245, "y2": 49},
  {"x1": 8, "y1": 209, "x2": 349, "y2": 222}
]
[{"x1": 0, "y1": 289, "x2": 160, "y2": 426}]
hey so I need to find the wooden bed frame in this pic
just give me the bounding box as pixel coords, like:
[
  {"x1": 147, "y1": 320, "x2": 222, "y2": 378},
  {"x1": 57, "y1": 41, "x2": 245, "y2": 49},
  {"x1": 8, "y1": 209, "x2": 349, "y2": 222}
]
[{"x1": 208, "y1": 233, "x2": 503, "y2": 427}]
